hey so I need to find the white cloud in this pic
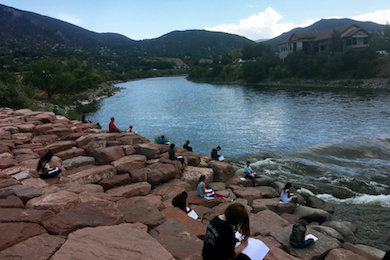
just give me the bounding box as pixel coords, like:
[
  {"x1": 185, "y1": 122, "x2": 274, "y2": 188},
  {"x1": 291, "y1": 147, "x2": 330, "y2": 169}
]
[
  {"x1": 56, "y1": 14, "x2": 82, "y2": 25},
  {"x1": 351, "y1": 9, "x2": 390, "y2": 24},
  {"x1": 205, "y1": 7, "x2": 314, "y2": 40}
]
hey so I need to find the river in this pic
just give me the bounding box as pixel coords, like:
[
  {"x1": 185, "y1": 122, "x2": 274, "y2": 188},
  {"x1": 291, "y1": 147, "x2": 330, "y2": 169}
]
[{"x1": 88, "y1": 76, "x2": 390, "y2": 250}]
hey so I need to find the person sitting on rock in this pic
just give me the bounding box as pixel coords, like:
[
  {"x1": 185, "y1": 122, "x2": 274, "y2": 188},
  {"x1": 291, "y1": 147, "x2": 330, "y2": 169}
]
[
  {"x1": 36, "y1": 151, "x2": 61, "y2": 179},
  {"x1": 96, "y1": 123, "x2": 102, "y2": 129},
  {"x1": 202, "y1": 203, "x2": 250, "y2": 260},
  {"x1": 109, "y1": 117, "x2": 120, "y2": 132},
  {"x1": 290, "y1": 219, "x2": 315, "y2": 248},
  {"x1": 159, "y1": 135, "x2": 167, "y2": 144},
  {"x1": 171, "y1": 191, "x2": 199, "y2": 220},
  {"x1": 211, "y1": 146, "x2": 224, "y2": 161},
  {"x1": 244, "y1": 161, "x2": 257, "y2": 186},
  {"x1": 197, "y1": 175, "x2": 228, "y2": 198},
  {"x1": 81, "y1": 111, "x2": 92, "y2": 123},
  {"x1": 169, "y1": 143, "x2": 185, "y2": 165},
  {"x1": 183, "y1": 140, "x2": 193, "y2": 151},
  {"x1": 280, "y1": 182, "x2": 298, "y2": 204},
  {"x1": 127, "y1": 125, "x2": 133, "y2": 133}
]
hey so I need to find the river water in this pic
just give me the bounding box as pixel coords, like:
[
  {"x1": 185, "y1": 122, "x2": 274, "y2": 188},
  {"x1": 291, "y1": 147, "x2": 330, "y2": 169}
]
[{"x1": 88, "y1": 76, "x2": 390, "y2": 250}]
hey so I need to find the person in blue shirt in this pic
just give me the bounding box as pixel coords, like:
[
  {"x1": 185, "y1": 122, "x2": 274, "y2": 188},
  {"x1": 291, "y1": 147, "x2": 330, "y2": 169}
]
[
  {"x1": 244, "y1": 161, "x2": 257, "y2": 186},
  {"x1": 159, "y1": 135, "x2": 166, "y2": 144}
]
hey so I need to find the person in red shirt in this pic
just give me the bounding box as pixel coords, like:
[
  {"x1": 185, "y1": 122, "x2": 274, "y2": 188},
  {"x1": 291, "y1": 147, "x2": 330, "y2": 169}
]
[{"x1": 109, "y1": 117, "x2": 120, "y2": 132}]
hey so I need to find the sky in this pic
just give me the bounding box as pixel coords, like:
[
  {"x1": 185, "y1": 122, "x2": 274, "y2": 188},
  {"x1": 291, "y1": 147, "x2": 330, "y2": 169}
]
[{"x1": 1, "y1": 0, "x2": 390, "y2": 41}]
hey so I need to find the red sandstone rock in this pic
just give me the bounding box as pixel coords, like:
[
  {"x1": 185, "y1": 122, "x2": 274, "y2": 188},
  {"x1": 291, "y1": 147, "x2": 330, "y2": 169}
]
[
  {"x1": 93, "y1": 146, "x2": 125, "y2": 165},
  {"x1": 0, "y1": 233, "x2": 65, "y2": 260},
  {"x1": 1, "y1": 184, "x2": 45, "y2": 204},
  {"x1": 0, "y1": 144, "x2": 10, "y2": 153},
  {"x1": 0, "y1": 208, "x2": 54, "y2": 224},
  {"x1": 43, "y1": 201, "x2": 125, "y2": 236},
  {"x1": 0, "y1": 130, "x2": 11, "y2": 140},
  {"x1": 181, "y1": 166, "x2": 213, "y2": 190},
  {"x1": 105, "y1": 181, "x2": 151, "y2": 198},
  {"x1": 75, "y1": 133, "x2": 117, "y2": 148},
  {"x1": 186, "y1": 190, "x2": 226, "y2": 208},
  {"x1": 150, "y1": 218, "x2": 203, "y2": 260},
  {"x1": 280, "y1": 213, "x2": 300, "y2": 224},
  {"x1": 33, "y1": 124, "x2": 54, "y2": 136},
  {"x1": 271, "y1": 225, "x2": 340, "y2": 260},
  {"x1": 17, "y1": 123, "x2": 36, "y2": 133},
  {"x1": 229, "y1": 185, "x2": 263, "y2": 204},
  {"x1": 55, "y1": 148, "x2": 86, "y2": 160},
  {"x1": 134, "y1": 143, "x2": 161, "y2": 159},
  {"x1": 0, "y1": 222, "x2": 47, "y2": 250},
  {"x1": 118, "y1": 134, "x2": 146, "y2": 145},
  {"x1": 46, "y1": 127, "x2": 73, "y2": 137},
  {"x1": 0, "y1": 195, "x2": 24, "y2": 208},
  {"x1": 207, "y1": 161, "x2": 233, "y2": 182},
  {"x1": 21, "y1": 178, "x2": 50, "y2": 188},
  {"x1": 14, "y1": 153, "x2": 40, "y2": 163},
  {"x1": 24, "y1": 112, "x2": 56, "y2": 124},
  {"x1": 121, "y1": 144, "x2": 136, "y2": 155},
  {"x1": 342, "y1": 242, "x2": 381, "y2": 260},
  {"x1": 0, "y1": 157, "x2": 17, "y2": 169},
  {"x1": 182, "y1": 151, "x2": 201, "y2": 166},
  {"x1": 251, "y1": 198, "x2": 295, "y2": 214},
  {"x1": 265, "y1": 246, "x2": 301, "y2": 260},
  {"x1": 117, "y1": 200, "x2": 165, "y2": 229},
  {"x1": 0, "y1": 125, "x2": 19, "y2": 134},
  {"x1": 68, "y1": 165, "x2": 117, "y2": 185},
  {"x1": 151, "y1": 179, "x2": 191, "y2": 202},
  {"x1": 46, "y1": 140, "x2": 77, "y2": 154},
  {"x1": 26, "y1": 190, "x2": 81, "y2": 214},
  {"x1": 162, "y1": 207, "x2": 207, "y2": 239},
  {"x1": 60, "y1": 132, "x2": 87, "y2": 141},
  {"x1": 146, "y1": 162, "x2": 180, "y2": 186},
  {"x1": 128, "y1": 167, "x2": 148, "y2": 182},
  {"x1": 111, "y1": 154, "x2": 147, "y2": 174},
  {"x1": 98, "y1": 173, "x2": 131, "y2": 191},
  {"x1": 250, "y1": 209, "x2": 290, "y2": 236},
  {"x1": 51, "y1": 224, "x2": 175, "y2": 260},
  {"x1": 0, "y1": 179, "x2": 20, "y2": 189},
  {"x1": 116, "y1": 194, "x2": 164, "y2": 210},
  {"x1": 31, "y1": 134, "x2": 58, "y2": 145}
]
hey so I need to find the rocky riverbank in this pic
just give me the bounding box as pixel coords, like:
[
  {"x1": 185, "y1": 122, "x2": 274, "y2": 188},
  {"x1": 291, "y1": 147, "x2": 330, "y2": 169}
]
[{"x1": 0, "y1": 107, "x2": 387, "y2": 259}]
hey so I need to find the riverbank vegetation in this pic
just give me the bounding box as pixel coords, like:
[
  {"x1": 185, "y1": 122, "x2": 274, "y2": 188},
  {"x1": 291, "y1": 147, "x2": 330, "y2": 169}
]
[
  {"x1": 188, "y1": 25, "x2": 390, "y2": 86},
  {"x1": 0, "y1": 54, "x2": 188, "y2": 114}
]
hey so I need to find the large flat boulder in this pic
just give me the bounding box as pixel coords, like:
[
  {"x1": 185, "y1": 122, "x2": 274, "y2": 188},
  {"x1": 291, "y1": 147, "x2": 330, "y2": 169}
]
[
  {"x1": 322, "y1": 221, "x2": 356, "y2": 244},
  {"x1": 42, "y1": 201, "x2": 125, "y2": 236},
  {"x1": 0, "y1": 208, "x2": 54, "y2": 224},
  {"x1": 251, "y1": 198, "x2": 295, "y2": 214},
  {"x1": 51, "y1": 224, "x2": 175, "y2": 260},
  {"x1": 116, "y1": 194, "x2": 164, "y2": 210},
  {"x1": 26, "y1": 190, "x2": 81, "y2": 214},
  {"x1": 271, "y1": 225, "x2": 339, "y2": 260},
  {"x1": 46, "y1": 140, "x2": 77, "y2": 154},
  {"x1": 150, "y1": 218, "x2": 203, "y2": 260},
  {"x1": 62, "y1": 156, "x2": 96, "y2": 170},
  {"x1": 117, "y1": 201, "x2": 165, "y2": 229},
  {"x1": 151, "y1": 179, "x2": 191, "y2": 202},
  {"x1": 31, "y1": 134, "x2": 58, "y2": 146},
  {"x1": 0, "y1": 184, "x2": 45, "y2": 204},
  {"x1": 98, "y1": 173, "x2": 132, "y2": 191},
  {"x1": 249, "y1": 209, "x2": 291, "y2": 236},
  {"x1": 186, "y1": 190, "x2": 225, "y2": 208},
  {"x1": 162, "y1": 207, "x2": 207, "y2": 239},
  {"x1": 208, "y1": 160, "x2": 233, "y2": 182},
  {"x1": 0, "y1": 233, "x2": 65, "y2": 260},
  {"x1": 181, "y1": 166, "x2": 213, "y2": 190},
  {"x1": 111, "y1": 154, "x2": 147, "y2": 174},
  {"x1": 146, "y1": 162, "x2": 180, "y2": 186},
  {"x1": 324, "y1": 248, "x2": 367, "y2": 260},
  {"x1": 55, "y1": 148, "x2": 86, "y2": 160},
  {"x1": 229, "y1": 185, "x2": 263, "y2": 204},
  {"x1": 293, "y1": 206, "x2": 332, "y2": 223},
  {"x1": 0, "y1": 222, "x2": 47, "y2": 250},
  {"x1": 341, "y1": 242, "x2": 382, "y2": 260},
  {"x1": 68, "y1": 165, "x2": 117, "y2": 185},
  {"x1": 105, "y1": 182, "x2": 151, "y2": 199},
  {"x1": 93, "y1": 146, "x2": 125, "y2": 165},
  {"x1": 0, "y1": 195, "x2": 24, "y2": 208},
  {"x1": 306, "y1": 196, "x2": 335, "y2": 213},
  {"x1": 134, "y1": 143, "x2": 161, "y2": 159}
]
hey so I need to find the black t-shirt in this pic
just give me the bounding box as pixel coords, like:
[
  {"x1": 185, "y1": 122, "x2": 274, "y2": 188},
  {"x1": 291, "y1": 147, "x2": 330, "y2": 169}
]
[
  {"x1": 168, "y1": 148, "x2": 176, "y2": 160},
  {"x1": 211, "y1": 148, "x2": 219, "y2": 160},
  {"x1": 202, "y1": 216, "x2": 236, "y2": 260}
]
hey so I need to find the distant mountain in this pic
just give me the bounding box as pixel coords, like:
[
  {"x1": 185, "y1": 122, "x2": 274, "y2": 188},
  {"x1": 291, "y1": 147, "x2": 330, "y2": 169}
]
[
  {"x1": 263, "y1": 18, "x2": 386, "y2": 51},
  {"x1": 0, "y1": 4, "x2": 253, "y2": 61}
]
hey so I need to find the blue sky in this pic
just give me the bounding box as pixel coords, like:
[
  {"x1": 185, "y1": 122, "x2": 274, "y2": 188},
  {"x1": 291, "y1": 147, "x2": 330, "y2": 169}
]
[{"x1": 1, "y1": 0, "x2": 389, "y2": 40}]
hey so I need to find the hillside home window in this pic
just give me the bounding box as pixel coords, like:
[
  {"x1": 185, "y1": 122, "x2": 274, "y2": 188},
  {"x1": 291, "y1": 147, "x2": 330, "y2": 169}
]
[{"x1": 346, "y1": 39, "x2": 351, "y2": 46}]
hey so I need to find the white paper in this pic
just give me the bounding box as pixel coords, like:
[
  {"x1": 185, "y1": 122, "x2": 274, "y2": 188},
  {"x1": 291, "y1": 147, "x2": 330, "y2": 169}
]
[
  {"x1": 218, "y1": 155, "x2": 224, "y2": 161},
  {"x1": 187, "y1": 209, "x2": 199, "y2": 220},
  {"x1": 205, "y1": 189, "x2": 213, "y2": 192},
  {"x1": 236, "y1": 237, "x2": 269, "y2": 260},
  {"x1": 305, "y1": 234, "x2": 318, "y2": 242}
]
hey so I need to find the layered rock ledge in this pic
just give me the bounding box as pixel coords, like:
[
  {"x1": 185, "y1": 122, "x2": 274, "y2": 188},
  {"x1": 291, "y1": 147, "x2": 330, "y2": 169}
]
[{"x1": 0, "y1": 107, "x2": 386, "y2": 259}]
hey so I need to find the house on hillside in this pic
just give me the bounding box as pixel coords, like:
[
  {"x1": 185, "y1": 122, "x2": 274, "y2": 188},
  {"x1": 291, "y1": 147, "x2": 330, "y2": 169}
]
[{"x1": 277, "y1": 24, "x2": 370, "y2": 59}]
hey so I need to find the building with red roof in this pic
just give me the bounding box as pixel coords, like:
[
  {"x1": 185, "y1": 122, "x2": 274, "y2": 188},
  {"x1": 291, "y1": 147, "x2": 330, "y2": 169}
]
[{"x1": 277, "y1": 24, "x2": 370, "y2": 59}]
